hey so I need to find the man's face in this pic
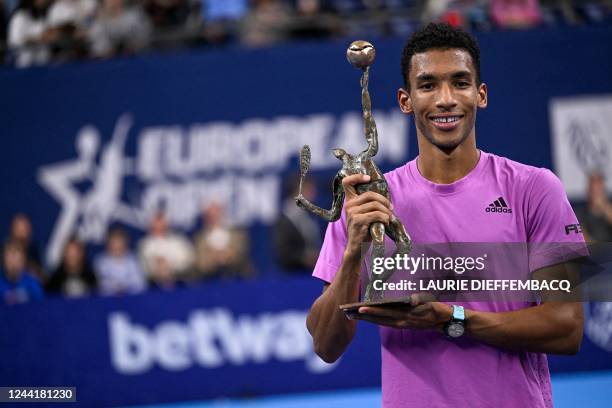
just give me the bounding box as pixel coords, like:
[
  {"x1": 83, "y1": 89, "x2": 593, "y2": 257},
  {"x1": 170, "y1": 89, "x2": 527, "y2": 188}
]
[
  {"x1": 11, "y1": 216, "x2": 31, "y2": 242},
  {"x1": 398, "y1": 49, "x2": 487, "y2": 152},
  {"x1": 108, "y1": 233, "x2": 127, "y2": 256},
  {"x1": 64, "y1": 242, "x2": 83, "y2": 272},
  {"x1": 150, "y1": 213, "x2": 168, "y2": 236},
  {"x1": 3, "y1": 246, "x2": 25, "y2": 280}
]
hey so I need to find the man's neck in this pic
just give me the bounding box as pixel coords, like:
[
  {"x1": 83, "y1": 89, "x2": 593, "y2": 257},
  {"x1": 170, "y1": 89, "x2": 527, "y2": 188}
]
[{"x1": 416, "y1": 135, "x2": 480, "y2": 184}]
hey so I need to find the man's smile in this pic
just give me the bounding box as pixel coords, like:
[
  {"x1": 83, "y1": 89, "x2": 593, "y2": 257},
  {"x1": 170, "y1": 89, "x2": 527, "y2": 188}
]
[{"x1": 429, "y1": 113, "x2": 464, "y2": 131}]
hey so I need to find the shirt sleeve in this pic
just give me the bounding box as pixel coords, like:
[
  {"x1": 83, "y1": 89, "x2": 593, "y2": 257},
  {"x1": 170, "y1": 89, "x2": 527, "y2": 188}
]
[
  {"x1": 525, "y1": 168, "x2": 587, "y2": 271},
  {"x1": 312, "y1": 214, "x2": 349, "y2": 284}
]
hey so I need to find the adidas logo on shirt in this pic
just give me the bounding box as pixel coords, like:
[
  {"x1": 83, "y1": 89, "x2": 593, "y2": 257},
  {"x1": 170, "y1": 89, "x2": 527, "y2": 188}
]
[{"x1": 485, "y1": 197, "x2": 512, "y2": 214}]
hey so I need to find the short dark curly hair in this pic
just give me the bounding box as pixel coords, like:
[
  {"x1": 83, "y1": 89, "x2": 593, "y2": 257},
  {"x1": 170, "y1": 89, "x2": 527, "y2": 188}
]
[{"x1": 401, "y1": 23, "x2": 481, "y2": 90}]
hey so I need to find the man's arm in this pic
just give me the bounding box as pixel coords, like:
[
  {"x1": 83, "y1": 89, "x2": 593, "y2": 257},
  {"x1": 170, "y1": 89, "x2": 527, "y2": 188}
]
[
  {"x1": 306, "y1": 174, "x2": 393, "y2": 363},
  {"x1": 360, "y1": 67, "x2": 379, "y2": 158},
  {"x1": 353, "y1": 299, "x2": 582, "y2": 354},
  {"x1": 306, "y1": 253, "x2": 361, "y2": 363},
  {"x1": 354, "y1": 261, "x2": 584, "y2": 355},
  {"x1": 296, "y1": 175, "x2": 345, "y2": 222},
  {"x1": 464, "y1": 261, "x2": 583, "y2": 354},
  {"x1": 463, "y1": 301, "x2": 583, "y2": 354}
]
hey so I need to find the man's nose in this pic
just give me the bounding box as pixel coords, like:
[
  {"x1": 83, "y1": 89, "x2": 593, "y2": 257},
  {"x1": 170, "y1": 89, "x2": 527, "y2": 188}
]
[{"x1": 435, "y1": 83, "x2": 457, "y2": 110}]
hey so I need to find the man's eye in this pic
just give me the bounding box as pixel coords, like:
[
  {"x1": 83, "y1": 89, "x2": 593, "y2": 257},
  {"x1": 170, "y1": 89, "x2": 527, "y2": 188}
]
[
  {"x1": 456, "y1": 81, "x2": 470, "y2": 88},
  {"x1": 419, "y1": 83, "x2": 433, "y2": 90}
]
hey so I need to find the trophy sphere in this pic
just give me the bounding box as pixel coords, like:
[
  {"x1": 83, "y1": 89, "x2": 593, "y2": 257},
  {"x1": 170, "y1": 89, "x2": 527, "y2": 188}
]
[{"x1": 346, "y1": 40, "x2": 376, "y2": 69}]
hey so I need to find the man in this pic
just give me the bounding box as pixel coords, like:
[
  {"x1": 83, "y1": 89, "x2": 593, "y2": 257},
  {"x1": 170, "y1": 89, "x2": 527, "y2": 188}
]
[
  {"x1": 306, "y1": 23, "x2": 585, "y2": 408},
  {"x1": 0, "y1": 240, "x2": 44, "y2": 305},
  {"x1": 575, "y1": 172, "x2": 612, "y2": 242},
  {"x1": 94, "y1": 227, "x2": 146, "y2": 295},
  {"x1": 273, "y1": 176, "x2": 322, "y2": 272},
  {"x1": 138, "y1": 211, "x2": 194, "y2": 281}
]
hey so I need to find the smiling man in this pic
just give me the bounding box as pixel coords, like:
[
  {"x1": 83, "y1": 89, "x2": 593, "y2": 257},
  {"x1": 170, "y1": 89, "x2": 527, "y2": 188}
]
[{"x1": 306, "y1": 23, "x2": 585, "y2": 407}]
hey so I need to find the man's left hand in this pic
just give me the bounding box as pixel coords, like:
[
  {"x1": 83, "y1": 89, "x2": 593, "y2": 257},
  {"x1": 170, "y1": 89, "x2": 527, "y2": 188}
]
[{"x1": 353, "y1": 300, "x2": 453, "y2": 331}]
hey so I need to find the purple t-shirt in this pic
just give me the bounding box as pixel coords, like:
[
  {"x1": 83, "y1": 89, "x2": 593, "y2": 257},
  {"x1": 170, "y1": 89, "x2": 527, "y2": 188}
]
[{"x1": 312, "y1": 151, "x2": 585, "y2": 408}]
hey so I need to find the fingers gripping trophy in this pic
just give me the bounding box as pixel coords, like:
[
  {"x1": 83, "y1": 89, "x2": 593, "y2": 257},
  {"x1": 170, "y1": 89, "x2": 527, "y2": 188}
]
[{"x1": 295, "y1": 41, "x2": 412, "y2": 304}]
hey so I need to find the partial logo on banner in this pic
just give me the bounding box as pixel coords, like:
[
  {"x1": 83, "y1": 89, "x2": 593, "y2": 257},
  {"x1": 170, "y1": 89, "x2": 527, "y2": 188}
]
[
  {"x1": 549, "y1": 95, "x2": 612, "y2": 200},
  {"x1": 585, "y1": 302, "x2": 612, "y2": 353},
  {"x1": 38, "y1": 112, "x2": 408, "y2": 267},
  {"x1": 109, "y1": 308, "x2": 337, "y2": 375}
]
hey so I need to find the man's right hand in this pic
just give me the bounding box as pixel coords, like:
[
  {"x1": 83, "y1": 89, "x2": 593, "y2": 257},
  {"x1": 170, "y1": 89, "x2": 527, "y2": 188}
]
[
  {"x1": 307, "y1": 173, "x2": 391, "y2": 363},
  {"x1": 342, "y1": 174, "x2": 393, "y2": 257}
]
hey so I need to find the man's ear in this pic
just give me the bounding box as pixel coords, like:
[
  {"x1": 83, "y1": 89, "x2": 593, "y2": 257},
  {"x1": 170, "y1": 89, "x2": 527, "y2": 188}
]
[
  {"x1": 478, "y1": 83, "x2": 488, "y2": 109},
  {"x1": 397, "y1": 88, "x2": 412, "y2": 114}
]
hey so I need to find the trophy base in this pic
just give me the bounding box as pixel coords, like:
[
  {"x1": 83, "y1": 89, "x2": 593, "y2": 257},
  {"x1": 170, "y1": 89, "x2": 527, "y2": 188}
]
[{"x1": 339, "y1": 296, "x2": 413, "y2": 314}]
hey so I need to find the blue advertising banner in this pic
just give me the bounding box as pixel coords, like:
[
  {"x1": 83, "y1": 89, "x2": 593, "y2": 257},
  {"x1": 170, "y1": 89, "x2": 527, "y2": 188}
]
[
  {"x1": 0, "y1": 278, "x2": 381, "y2": 407},
  {"x1": 1, "y1": 278, "x2": 612, "y2": 407}
]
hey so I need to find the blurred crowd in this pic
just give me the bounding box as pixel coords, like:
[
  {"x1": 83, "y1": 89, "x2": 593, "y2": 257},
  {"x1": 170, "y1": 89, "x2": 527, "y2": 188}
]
[
  {"x1": 1, "y1": 171, "x2": 611, "y2": 306},
  {"x1": 0, "y1": 0, "x2": 611, "y2": 67},
  {"x1": 0, "y1": 177, "x2": 326, "y2": 305},
  {"x1": 0, "y1": 203, "x2": 258, "y2": 304}
]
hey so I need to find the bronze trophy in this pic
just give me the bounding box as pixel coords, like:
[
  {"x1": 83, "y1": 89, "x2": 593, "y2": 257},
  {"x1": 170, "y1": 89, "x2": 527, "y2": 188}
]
[{"x1": 295, "y1": 41, "x2": 412, "y2": 308}]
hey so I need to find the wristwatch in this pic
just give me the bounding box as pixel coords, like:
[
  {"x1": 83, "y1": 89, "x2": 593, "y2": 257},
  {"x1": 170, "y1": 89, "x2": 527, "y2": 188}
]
[{"x1": 444, "y1": 305, "x2": 466, "y2": 338}]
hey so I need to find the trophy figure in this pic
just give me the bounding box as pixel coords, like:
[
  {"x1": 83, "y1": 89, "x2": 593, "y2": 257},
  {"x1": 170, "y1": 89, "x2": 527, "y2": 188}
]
[{"x1": 295, "y1": 41, "x2": 412, "y2": 304}]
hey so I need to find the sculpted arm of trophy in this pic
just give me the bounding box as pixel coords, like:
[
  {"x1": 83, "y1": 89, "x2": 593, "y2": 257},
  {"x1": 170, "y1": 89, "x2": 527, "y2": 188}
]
[
  {"x1": 297, "y1": 174, "x2": 345, "y2": 222},
  {"x1": 328, "y1": 175, "x2": 346, "y2": 221},
  {"x1": 361, "y1": 67, "x2": 379, "y2": 158},
  {"x1": 306, "y1": 174, "x2": 393, "y2": 363}
]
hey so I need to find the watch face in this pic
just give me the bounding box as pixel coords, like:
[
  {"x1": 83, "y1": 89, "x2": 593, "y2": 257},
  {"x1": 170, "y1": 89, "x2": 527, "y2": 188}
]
[{"x1": 447, "y1": 323, "x2": 465, "y2": 338}]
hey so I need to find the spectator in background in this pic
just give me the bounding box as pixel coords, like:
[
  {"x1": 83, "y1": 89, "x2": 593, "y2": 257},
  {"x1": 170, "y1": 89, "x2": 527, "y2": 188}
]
[
  {"x1": 47, "y1": 237, "x2": 97, "y2": 297},
  {"x1": 48, "y1": 0, "x2": 97, "y2": 26},
  {"x1": 200, "y1": 0, "x2": 248, "y2": 45},
  {"x1": 139, "y1": 211, "x2": 193, "y2": 283},
  {"x1": 575, "y1": 172, "x2": 612, "y2": 242},
  {"x1": 145, "y1": 0, "x2": 189, "y2": 29},
  {"x1": 288, "y1": 0, "x2": 341, "y2": 40},
  {"x1": 46, "y1": 0, "x2": 97, "y2": 61},
  {"x1": 422, "y1": 0, "x2": 490, "y2": 30},
  {"x1": 8, "y1": 213, "x2": 44, "y2": 281},
  {"x1": 240, "y1": 0, "x2": 291, "y2": 47},
  {"x1": 203, "y1": 0, "x2": 247, "y2": 22},
  {"x1": 1, "y1": 0, "x2": 7, "y2": 62},
  {"x1": 0, "y1": 240, "x2": 43, "y2": 305},
  {"x1": 88, "y1": 0, "x2": 152, "y2": 58},
  {"x1": 193, "y1": 202, "x2": 252, "y2": 280},
  {"x1": 273, "y1": 176, "x2": 321, "y2": 272},
  {"x1": 421, "y1": 1, "x2": 455, "y2": 22},
  {"x1": 8, "y1": 0, "x2": 54, "y2": 67},
  {"x1": 491, "y1": 0, "x2": 542, "y2": 29},
  {"x1": 94, "y1": 226, "x2": 147, "y2": 295}
]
